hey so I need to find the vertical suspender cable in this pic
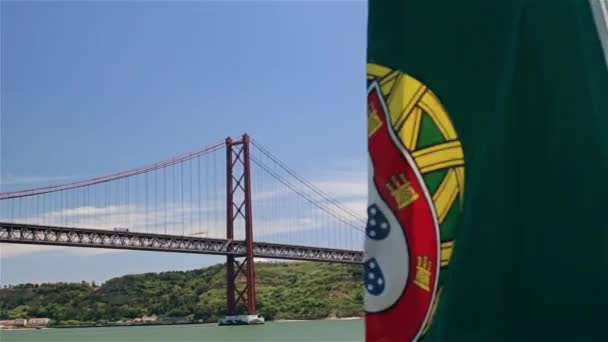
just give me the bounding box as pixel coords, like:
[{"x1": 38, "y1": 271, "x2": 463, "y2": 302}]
[
  {"x1": 163, "y1": 167, "x2": 167, "y2": 235},
  {"x1": 198, "y1": 156, "x2": 201, "y2": 235},
  {"x1": 181, "y1": 161, "x2": 185, "y2": 236}
]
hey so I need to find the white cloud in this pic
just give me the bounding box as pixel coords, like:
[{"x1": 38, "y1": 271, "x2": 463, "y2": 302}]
[
  {"x1": 311, "y1": 179, "x2": 367, "y2": 199},
  {"x1": 334, "y1": 198, "x2": 367, "y2": 218},
  {"x1": 47, "y1": 205, "x2": 122, "y2": 217}
]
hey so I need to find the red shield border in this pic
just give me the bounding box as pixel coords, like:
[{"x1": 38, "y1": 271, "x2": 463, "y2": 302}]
[{"x1": 366, "y1": 81, "x2": 441, "y2": 342}]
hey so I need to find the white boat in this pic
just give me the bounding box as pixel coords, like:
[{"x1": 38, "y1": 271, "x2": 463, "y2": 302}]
[{"x1": 218, "y1": 314, "x2": 265, "y2": 326}]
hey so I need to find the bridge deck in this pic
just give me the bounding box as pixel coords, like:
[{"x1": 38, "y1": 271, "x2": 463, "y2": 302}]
[{"x1": 0, "y1": 222, "x2": 364, "y2": 264}]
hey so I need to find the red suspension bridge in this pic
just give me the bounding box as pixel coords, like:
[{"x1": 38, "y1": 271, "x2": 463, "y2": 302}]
[{"x1": 0, "y1": 134, "x2": 365, "y2": 318}]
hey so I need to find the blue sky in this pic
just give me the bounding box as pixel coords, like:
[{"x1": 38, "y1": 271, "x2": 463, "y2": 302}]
[{"x1": 0, "y1": 1, "x2": 367, "y2": 285}]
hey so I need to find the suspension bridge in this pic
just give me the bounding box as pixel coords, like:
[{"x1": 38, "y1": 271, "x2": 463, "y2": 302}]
[{"x1": 0, "y1": 134, "x2": 365, "y2": 320}]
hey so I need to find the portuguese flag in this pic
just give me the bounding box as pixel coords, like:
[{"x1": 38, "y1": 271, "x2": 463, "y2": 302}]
[{"x1": 365, "y1": 1, "x2": 608, "y2": 341}]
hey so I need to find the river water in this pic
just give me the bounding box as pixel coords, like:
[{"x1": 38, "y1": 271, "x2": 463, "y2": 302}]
[{"x1": 0, "y1": 319, "x2": 364, "y2": 342}]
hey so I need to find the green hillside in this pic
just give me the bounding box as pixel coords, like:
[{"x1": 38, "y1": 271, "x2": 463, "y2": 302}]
[{"x1": 0, "y1": 262, "x2": 363, "y2": 325}]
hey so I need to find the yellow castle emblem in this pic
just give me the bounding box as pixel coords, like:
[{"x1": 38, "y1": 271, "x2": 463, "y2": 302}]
[
  {"x1": 414, "y1": 256, "x2": 432, "y2": 292},
  {"x1": 368, "y1": 101, "x2": 383, "y2": 137},
  {"x1": 385, "y1": 173, "x2": 419, "y2": 210}
]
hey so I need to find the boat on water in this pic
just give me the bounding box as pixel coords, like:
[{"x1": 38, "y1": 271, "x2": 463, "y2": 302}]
[{"x1": 218, "y1": 314, "x2": 265, "y2": 326}]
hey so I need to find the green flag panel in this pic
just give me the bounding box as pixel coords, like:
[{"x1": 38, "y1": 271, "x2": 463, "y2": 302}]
[{"x1": 366, "y1": 0, "x2": 608, "y2": 341}]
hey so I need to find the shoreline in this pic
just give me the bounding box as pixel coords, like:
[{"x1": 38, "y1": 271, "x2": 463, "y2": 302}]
[
  {"x1": 0, "y1": 318, "x2": 363, "y2": 330},
  {"x1": 275, "y1": 317, "x2": 361, "y2": 323},
  {"x1": 0, "y1": 328, "x2": 48, "y2": 331}
]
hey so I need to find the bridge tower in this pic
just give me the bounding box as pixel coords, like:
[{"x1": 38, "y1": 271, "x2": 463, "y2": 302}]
[{"x1": 223, "y1": 133, "x2": 259, "y2": 324}]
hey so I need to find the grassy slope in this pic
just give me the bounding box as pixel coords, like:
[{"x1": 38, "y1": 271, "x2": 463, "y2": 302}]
[{"x1": 0, "y1": 262, "x2": 363, "y2": 324}]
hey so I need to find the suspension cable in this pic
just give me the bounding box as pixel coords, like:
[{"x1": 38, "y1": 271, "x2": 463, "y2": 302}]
[
  {"x1": 0, "y1": 141, "x2": 224, "y2": 200},
  {"x1": 250, "y1": 139, "x2": 366, "y2": 225},
  {"x1": 250, "y1": 155, "x2": 364, "y2": 232}
]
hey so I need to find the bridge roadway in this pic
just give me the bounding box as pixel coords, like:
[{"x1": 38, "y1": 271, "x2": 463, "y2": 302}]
[{"x1": 0, "y1": 222, "x2": 364, "y2": 264}]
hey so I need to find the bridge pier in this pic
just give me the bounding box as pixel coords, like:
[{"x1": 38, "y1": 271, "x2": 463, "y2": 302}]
[{"x1": 222, "y1": 134, "x2": 261, "y2": 325}]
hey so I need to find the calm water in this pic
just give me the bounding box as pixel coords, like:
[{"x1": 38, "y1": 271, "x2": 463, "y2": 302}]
[{"x1": 0, "y1": 319, "x2": 363, "y2": 342}]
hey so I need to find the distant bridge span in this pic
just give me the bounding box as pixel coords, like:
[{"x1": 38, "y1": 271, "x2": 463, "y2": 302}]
[{"x1": 0, "y1": 222, "x2": 364, "y2": 264}]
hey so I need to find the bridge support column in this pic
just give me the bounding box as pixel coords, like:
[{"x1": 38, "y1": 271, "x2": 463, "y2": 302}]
[
  {"x1": 223, "y1": 134, "x2": 260, "y2": 325},
  {"x1": 225, "y1": 137, "x2": 236, "y2": 315}
]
